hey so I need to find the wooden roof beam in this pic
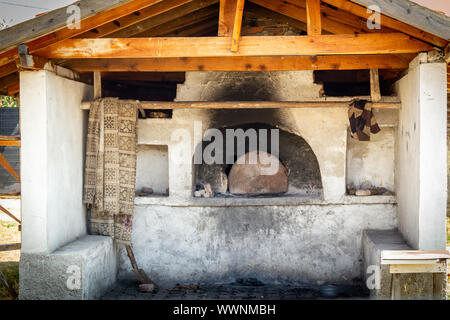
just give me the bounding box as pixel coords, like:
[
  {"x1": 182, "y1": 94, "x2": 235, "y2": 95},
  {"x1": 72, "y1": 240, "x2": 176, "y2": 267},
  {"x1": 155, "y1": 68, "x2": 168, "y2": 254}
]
[
  {"x1": 306, "y1": 0, "x2": 322, "y2": 35},
  {"x1": 109, "y1": 0, "x2": 218, "y2": 38},
  {"x1": 75, "y1": 0, "x2": 195, "y2": 38},
  {"x1": 37, "y1": 34, "x2": 432, "y2": 59},
  {"x1": 133, "y1": 5, "x2": 219, "y2": 37},
  {"x1": 61, "y1": 55, "x2": 411, "y2": 73},
  {"x1": 248, "y1": 0, "x2": 390, "y2": 35}
]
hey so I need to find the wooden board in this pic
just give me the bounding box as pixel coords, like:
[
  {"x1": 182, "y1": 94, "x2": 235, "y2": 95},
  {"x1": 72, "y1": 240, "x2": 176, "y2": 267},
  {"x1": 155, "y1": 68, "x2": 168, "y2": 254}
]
[
  {"x1": 389, "y1": 262, "x2": 447, "y2": 274},
  {"x1": 36, "y1": 34, "x2": 432, "y2": 59},
  {"x1": 322, "y1": 0, "x2": 448, "y2": 47},
  {"x1": 382, "y1": 250, "x2": 450, "y2": 260},
  {"x1": 349, "y1": 0, "x2": 450, "y2": 41},
  {"x1": 63, "y1": 54, "x2": 411, "y2": 72},
  {"x1": 0, "y1": 243, "x2": 21, "y2": 252},
  {"x1": 81, "y1": 100, "x2": 401, "y2": 110}
]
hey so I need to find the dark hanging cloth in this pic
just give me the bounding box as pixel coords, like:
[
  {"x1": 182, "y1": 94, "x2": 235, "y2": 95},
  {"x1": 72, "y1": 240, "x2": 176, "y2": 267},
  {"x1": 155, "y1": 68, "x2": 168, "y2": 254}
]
[{"x1": 348, "y1": 99, "x2": 380, "y2": 141}]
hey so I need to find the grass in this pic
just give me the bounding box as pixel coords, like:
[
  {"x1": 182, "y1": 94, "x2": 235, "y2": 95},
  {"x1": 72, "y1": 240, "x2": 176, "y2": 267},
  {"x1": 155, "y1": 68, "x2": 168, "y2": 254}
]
[{"x1": 0, "y1": 220, "x2": 20, "y2": 300}]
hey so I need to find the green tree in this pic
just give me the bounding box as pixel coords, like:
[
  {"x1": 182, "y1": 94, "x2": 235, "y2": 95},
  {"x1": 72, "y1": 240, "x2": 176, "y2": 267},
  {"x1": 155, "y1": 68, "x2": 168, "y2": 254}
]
[{"x1": 0, "y1": 18, "x2": 18, "y2": 108}]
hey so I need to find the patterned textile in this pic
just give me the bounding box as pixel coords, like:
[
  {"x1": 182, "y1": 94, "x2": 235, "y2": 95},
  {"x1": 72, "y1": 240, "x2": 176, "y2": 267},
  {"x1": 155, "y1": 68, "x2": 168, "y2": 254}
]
[
  {"x1": 83, "y1": 98, "x2": 139, "y2": 244},
  {"x1": 348, "y1": 99, "x2": 380, "y2": 141}
]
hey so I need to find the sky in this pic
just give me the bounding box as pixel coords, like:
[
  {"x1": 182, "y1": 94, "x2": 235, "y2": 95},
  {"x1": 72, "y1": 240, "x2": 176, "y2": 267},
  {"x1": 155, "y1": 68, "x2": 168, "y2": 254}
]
[{"x1": 0, "y1": 0, "x2": 448, "y2": 27}]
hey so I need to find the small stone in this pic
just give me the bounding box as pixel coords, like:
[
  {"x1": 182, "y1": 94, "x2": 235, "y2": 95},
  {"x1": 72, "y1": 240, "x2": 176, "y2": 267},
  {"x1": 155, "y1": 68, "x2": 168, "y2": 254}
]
[
  {"x1": 203, "y1": 183, "x2": 214, "y2": 197},
  {"x1": 139, "y1": 283, "x2": 156, "y2": 293},
  {"x1": 194, "y1": 190, "x2": 206, "y2": 197},
  {"x1": 355, "y1": 189, "x2": 371, "y2": 196}
]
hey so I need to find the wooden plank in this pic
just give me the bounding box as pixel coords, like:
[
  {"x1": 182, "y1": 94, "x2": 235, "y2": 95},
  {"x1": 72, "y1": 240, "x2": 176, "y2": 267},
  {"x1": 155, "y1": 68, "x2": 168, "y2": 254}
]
[
  {"x1": 306, "y1": 0, "x2": 321, "y2": 35},
  {"x1": 389, "y1": 262, "x2": 447, "y2": 274},
  {"x1": 0, "y1": 141, "x2": 20, "y2": 147},
  {"x1": 382, "y1": 250, "x2": 450, "y2": 260},
  {"x1": 0, "y1": 152, "x2": 20, "y2": 182},
  {"x1": 76, "y1": 0, "x2": 194, "y2": 38},
  {"x1": 349, "y1": 0, "x2": 450, "y2": 41},
  {"x1": 109, "y1": 0, "x2": 218, "y2": 38},
  {"x1": 382, "y1": 259, "x2": 442, "y2": 265},
  {"x1": 64, "y1": 54, "x2": 411, "y2": 72},
  {"x1": 81, "y1": 100, "x2": 401, "y2": 110},
  {"x1": 370, "y1": 68, "x2": 381, "y2": 102},
  {"x1": 0, "y1": 205, "x2": 21, "y2": 224},
  {"x1": 37, "y1": 34, "x2": 432, "y2": 59},
  {"x1": 321, "y1": 0, "x2": 448, "y2": 48},
  {"x1": 0, "y1": 243, "x2": 21, "y2": 252},
  {"x1": 0, "y1": 136, "x2": 20, "y2": 141},
  {"x1": 94, "y1": 71, "x2": 102, "y2": 99},
  {"x1": 231, "y1": 0, "x2": 245, "y2": 51}
]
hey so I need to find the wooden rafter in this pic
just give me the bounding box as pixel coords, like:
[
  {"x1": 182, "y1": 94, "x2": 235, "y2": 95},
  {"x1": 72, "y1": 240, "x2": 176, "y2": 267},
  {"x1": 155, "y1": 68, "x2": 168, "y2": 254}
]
[
  {"x1": 162, "y1": 18, "x2": 219, "y2": 37},
  {"x1": 36, "y1": 34, "x2": 432, "y2": 59},
  {"x1": 322, "y1": 0, "x2": 448, "y2": 48},
  {"x1": 62, "y1": 54, "x2": 411, "y2": 72},
  {"x1": 306, "y1": 0, "x2": 321, "y2": 35},
  {"x1": 133, "y1": 5, "x2": 219, "y2": 37},
  {"x1": 76, "y1": 0, "x2": 195, "y2": 38},
  {"x1": 108, "y1": 0, "x2": 218, "y2": 38},
  {"x1": 0, "y1": 0, "x2": 169, "y2": 67},
  {"x1": 231, "y1": 0, "x2": 245, "y2": 51},
  {"x1": 248, "y1": 0, "x2": 393, "y2": 35},
  {"x1": 245, "y1": 2, "x2": 308, "y2": 33}
]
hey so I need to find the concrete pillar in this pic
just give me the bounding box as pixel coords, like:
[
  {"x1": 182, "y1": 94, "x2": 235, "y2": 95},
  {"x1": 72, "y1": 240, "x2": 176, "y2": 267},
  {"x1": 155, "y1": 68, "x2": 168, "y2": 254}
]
[
  {"x1": 395, "y1": 54, "x2": 447, "y2": 250},
  {"x1": 20, "y1": 69, "x2": 91, "y2": 253}
]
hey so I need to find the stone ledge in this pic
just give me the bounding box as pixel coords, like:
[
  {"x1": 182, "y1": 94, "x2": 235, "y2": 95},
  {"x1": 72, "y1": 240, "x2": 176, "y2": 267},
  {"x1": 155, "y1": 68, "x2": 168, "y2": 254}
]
[
  {"x1": 19, "y1": 235, "x2": 117, "y2": 300},
  {"x1": 135, "y1": 195, "x2": 397, "y2": 207}
]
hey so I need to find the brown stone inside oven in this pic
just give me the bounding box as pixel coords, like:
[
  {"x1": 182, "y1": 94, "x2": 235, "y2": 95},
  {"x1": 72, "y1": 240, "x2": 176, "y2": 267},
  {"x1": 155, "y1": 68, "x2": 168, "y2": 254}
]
[{"x1": 228, "y1": 151, "x2": 288, "y2": 195}]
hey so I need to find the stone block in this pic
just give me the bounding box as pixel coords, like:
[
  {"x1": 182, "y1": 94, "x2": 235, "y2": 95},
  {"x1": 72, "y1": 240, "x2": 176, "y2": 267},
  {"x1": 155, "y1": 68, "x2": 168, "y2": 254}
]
[{"x1": 19, "y1": 235, "x2": 117, "y2": 300}]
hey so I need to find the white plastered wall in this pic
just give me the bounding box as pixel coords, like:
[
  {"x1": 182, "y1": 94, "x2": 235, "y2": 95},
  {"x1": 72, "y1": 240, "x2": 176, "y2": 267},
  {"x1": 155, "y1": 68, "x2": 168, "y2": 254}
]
[
  {"x1": 20, "y1": 69, "x2": 92, "y2": 254},
  {"x1": 395, "y1": 54, "x2": 447, "y2": 250}
]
